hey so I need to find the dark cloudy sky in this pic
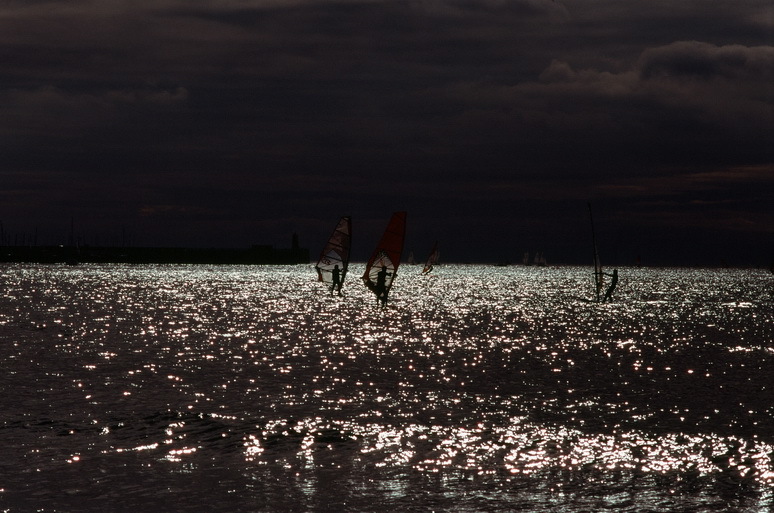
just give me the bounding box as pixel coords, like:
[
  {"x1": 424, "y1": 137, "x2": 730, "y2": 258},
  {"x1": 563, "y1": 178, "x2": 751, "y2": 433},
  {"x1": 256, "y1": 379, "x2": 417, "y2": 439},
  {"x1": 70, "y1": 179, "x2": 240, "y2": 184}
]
[{"x1": 2, "y1": 0, "x2": 772, "y2": 265}]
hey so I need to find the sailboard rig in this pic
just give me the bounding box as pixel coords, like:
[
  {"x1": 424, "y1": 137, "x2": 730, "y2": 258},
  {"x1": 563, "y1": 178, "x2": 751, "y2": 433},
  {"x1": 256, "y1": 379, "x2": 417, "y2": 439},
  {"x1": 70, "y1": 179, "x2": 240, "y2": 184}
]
[
  {"x1": 315, "y1": 216, "x2": 352, "y2": 295},
  {"x1": 422, "y1": 241, "x2": 439, "y2": 274},
  {"x1": 362, "y1": 211, "x2": 407, "y2": 306},
  {"x1": 588, "y1": 203, "x2": 604, "y2": 302}
]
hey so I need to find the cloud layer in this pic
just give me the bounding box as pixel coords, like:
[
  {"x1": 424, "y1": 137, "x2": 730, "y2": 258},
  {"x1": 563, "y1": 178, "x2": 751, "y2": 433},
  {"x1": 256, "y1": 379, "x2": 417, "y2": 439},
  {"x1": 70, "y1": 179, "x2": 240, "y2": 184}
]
[{"x1": 1, "y1": 0, "x2": 772, "y2": 264}]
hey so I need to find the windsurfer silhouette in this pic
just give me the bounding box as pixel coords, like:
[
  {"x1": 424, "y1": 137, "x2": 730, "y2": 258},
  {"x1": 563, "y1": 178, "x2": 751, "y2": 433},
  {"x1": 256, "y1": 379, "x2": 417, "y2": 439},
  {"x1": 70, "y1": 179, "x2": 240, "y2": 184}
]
[
  {"x1": 603, "y1": 268, "x2": 618, "y2": 302},
  {"x1": 331, "y1": 265, "x2": 342, "y2": 296},
  {"x1": 375, "y1": 266, "x2": 391, "y2": 306}
]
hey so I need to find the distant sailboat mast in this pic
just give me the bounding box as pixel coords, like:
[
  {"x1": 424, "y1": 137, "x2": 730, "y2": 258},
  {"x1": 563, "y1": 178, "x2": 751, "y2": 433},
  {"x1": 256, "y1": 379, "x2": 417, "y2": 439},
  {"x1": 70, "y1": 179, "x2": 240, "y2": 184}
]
[
  {"x1": 588, "y1": 203, "x2": 604, "y2": 302},
  {"x1": 770, "y1": 232, "x2": 774, "y2": 274}
]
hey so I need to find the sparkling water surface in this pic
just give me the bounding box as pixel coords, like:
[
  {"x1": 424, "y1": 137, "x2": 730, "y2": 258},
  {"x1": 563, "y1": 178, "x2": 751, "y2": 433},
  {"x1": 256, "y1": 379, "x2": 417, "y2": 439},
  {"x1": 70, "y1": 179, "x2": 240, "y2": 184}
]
[{"x1": 1, "y1": 264, "x2": 772, "y2": 512}]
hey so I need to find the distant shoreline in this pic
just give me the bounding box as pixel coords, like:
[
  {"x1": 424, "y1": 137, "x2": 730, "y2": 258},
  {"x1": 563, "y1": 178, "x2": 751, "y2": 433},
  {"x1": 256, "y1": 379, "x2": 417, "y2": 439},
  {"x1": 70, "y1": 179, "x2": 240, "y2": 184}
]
[{"x1": 0, "y1": 244, "x2": 310, "y2": 265}]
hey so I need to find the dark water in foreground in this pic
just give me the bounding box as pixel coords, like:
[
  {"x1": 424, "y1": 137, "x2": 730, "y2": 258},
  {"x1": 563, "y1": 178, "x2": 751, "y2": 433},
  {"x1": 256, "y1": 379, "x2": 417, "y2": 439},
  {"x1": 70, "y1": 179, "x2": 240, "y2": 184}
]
[{"x1": 0, "y1": 264, "x2": 772, "y2": 512}]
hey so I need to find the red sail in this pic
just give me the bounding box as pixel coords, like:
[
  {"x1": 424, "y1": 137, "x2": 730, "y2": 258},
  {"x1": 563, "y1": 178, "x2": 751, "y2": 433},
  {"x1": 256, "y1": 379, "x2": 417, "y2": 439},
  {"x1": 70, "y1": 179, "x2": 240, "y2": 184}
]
[{"x1": 362, "y1": 212, "x2": 407, "y2": 299}]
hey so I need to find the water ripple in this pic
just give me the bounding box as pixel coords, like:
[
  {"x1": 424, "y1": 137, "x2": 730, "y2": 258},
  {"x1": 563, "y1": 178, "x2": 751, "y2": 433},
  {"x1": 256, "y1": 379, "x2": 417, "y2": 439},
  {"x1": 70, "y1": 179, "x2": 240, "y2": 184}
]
[{"x1": 0, "y1": 264, "x2": 771, "y2": 512}]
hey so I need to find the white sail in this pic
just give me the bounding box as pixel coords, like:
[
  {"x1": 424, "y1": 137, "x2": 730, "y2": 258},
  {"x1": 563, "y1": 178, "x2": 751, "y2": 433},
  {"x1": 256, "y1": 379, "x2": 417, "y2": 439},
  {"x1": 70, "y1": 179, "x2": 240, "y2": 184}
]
[{"x1": 422, "y1": 241, "x2": 439, "y2": 274}]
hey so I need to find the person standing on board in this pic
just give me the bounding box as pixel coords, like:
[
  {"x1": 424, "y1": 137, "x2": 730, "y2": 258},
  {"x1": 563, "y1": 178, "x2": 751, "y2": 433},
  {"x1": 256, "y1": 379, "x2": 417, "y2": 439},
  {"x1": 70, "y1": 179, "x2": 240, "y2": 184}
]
[
  {"x1": 331, "y1": 264, "x2": 343, "y2": 296},
  {"x1": 603, "y1": 268, "x2": 618, "y2": 302},
  {"x1": 375, "y1": 266, "x2": 391, "y2": 306}
]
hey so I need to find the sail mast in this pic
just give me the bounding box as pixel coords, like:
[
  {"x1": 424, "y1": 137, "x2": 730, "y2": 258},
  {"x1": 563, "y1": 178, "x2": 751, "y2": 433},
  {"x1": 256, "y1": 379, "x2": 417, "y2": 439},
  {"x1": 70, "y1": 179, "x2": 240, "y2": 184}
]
[{"x1": 588, "y1": 203, "x2": 604, "y2": 302}]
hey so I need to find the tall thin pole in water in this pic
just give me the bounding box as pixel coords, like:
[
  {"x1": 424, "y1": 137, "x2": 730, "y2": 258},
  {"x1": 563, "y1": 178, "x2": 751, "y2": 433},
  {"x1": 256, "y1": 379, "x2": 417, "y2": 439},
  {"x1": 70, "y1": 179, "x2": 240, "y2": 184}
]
[{"x1": 588, "y1": 203, "x2": 603, "y2": 302}]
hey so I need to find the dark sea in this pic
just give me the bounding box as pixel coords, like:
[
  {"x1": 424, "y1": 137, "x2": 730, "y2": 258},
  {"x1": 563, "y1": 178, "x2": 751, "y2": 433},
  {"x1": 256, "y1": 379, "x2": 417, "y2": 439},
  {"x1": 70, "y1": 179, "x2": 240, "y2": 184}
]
[{"x1": 1, "y1": 264, "x2": 772, "y2": 512}]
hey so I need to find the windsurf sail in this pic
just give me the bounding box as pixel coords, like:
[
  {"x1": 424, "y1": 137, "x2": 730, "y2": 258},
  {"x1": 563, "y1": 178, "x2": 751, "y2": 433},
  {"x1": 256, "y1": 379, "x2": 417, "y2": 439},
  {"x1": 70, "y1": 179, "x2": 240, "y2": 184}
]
[
  {"x1": 362, "y1": 211, "x2": 407, "y2": 305},
  {"x1": 588, "y1": 203, "x2": 604, "y2": 302},
  {"x1": 422, "y1": 241, "x2": 439, "y2": 274},
  {"x1": 315, "y1": 216, "x2": 351, "y2": 294}
]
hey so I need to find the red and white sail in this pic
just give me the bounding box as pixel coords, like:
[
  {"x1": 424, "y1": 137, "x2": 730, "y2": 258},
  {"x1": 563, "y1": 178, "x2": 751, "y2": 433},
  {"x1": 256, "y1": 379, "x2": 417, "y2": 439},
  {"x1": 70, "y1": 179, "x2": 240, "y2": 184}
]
[{"x1": 316, "y1": 216, "x2": 351, "y2": 288}]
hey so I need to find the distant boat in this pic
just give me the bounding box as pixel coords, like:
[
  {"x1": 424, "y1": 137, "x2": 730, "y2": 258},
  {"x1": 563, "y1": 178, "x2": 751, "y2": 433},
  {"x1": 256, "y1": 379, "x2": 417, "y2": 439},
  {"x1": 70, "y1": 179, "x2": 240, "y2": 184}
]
[
  {"x1": 588, "y1": 203, "x2": 605, "y2": 302},
  {"x1": 315, "y1": 216, "x2": 351, "y2": 295},
  {"x1": 422, "y1": 241, "x2": 439, "y2": 274},
  {"x1": 522, "y1": 252, "x2": 530, "y2": 265},
  {"x1": 362, "y1": 212, "x2": 406, "y2": 306},
  {"x1": 407, "y1": 251, "x2": 415, "y2": 265}
]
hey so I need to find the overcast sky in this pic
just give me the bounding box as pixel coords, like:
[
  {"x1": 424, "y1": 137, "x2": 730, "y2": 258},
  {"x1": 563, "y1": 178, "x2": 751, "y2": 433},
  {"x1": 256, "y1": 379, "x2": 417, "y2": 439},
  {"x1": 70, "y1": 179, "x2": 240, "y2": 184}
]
[{"x1": 1, "y1": 0, "x2": 772, "y2": 265}]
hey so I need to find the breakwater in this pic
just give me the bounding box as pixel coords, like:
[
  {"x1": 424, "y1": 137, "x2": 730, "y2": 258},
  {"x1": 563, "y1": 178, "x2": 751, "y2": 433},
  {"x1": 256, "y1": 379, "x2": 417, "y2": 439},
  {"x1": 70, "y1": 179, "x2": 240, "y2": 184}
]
[{"x1": 0, "y1": 244, "x2": 309, "y2": 265}]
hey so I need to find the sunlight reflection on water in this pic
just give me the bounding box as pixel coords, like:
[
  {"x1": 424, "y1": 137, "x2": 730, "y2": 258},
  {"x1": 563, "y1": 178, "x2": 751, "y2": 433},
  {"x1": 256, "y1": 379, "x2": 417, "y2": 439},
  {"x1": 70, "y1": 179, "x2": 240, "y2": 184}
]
[{"x1": 0, "y1": 263, "x2": 772, "y2": 512}]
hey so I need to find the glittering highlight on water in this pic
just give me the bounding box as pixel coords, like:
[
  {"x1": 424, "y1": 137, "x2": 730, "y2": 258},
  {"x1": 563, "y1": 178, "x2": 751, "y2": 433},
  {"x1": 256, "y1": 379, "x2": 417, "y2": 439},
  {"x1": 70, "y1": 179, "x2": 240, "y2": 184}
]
[{"x1": 0, "y1": 264, "x2": 772, "y2": 512}]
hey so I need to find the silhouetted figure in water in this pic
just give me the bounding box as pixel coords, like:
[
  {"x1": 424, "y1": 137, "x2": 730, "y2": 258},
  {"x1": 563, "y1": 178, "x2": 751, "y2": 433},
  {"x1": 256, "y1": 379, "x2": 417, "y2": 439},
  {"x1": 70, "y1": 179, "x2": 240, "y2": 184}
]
[
  {"x1": 603, "y1": 268, "x2": 618, "y2": 302},
  {"x1": 331, "y1": 265, "x2": 342, "y2": 296},
  {"x1": 375, "y1": 266, "x2": 391, "y2": 306}
]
